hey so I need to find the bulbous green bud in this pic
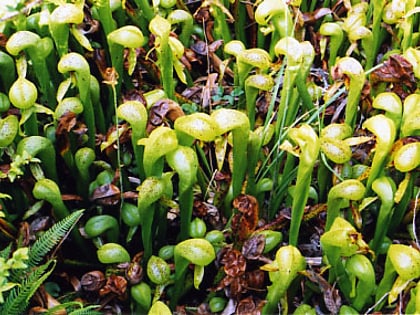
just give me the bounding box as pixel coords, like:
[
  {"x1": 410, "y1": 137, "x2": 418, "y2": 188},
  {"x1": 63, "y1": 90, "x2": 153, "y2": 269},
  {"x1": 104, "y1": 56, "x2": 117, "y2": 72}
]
[
  {"x1": 0, "y1": 93, "x2": 10, "y2": 112},
  {"x1": 121, "y1": 202, "x2": 141, "y2": 227},
  {"x1": 149, "y1": 301, "x2": 171, "y2": 315},
  {"x1": 9, "y1": 77, "x2": 38, "y2": 109},
  {"x1": 147, "y1": 255, "x2": 171, "y2": 285},
  {"x1": 0, "y1": 115, "x2": 19, "y2": 147},
  {"x1": 321, "y1": 123, "x2": 353, "y2": 140},
  {"x1": 209, "y1": 297, "x2": 227, "y2": 313},
  {"x1": 175, "y1": 238, "x2": 215, "y2": 266},
  {"x1": 321, "y1": 138, "x2": 352, "y2": 164},
  {"x1": 131, "y1": 282, "x2": 152, "y2": 311},
  {"x1": 158, "y1": 245, "x2": 175, "y2": 260},
  {"x1": 394, "y1": 142, "x2": 420, "y2": 172},
  {"x1": 257, "y1": 230, "x2": 283, "y2": 253},
  {"x1": 293, "y1": 303, "x2": 316, "y2": 315},
  {"x1": 389, "y1": 244, "x2": 420, "y2": 281},
  {"x1": 189, "y1": 217, "x2": 207, "y2": 238},
  {"x1": 97, "y1": 243, "x2": 130, "y2": 264},
  {"x1": 55, "y1": 97, "x2": 84, "y2": 118},
  {"x1": 205, "y1": 230, "x2": 225, "y2": 245}
]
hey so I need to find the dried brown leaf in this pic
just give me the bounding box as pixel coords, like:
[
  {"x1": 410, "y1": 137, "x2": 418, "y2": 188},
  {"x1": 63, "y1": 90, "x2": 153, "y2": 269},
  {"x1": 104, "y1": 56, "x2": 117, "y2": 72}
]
[
  {"x1": 242, "y1": 234, "x2": 265, "y2": 260},
  {"x1": 302, "y1": 8, "x2": 333, "y2": 25},
  {"x1": 90, "y1": 183, "x2": 120, "y2": 205},
  {"x1": 370, "y1": 54, "x2": 416, "y2": 99},
  {"x1": 231, "y1": 194, "x2": 259, "y2": 242},
  {"x1": 81, "y1": 271, "x2": 106, "y2": 291},
  {"x1": 146, "y1": 98, "x2": 185, "y2": 133}
]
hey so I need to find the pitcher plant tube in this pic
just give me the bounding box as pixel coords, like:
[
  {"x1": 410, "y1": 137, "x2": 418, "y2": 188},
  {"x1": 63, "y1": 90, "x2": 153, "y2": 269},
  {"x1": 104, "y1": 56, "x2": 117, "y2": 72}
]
[
  {"x1": 138, "y1": 126, "x2": 178, "y2": 177},
  {"x1": 286, "y1": 124, "x2": 320, "y2": 246},
  {"x1": 117, "y1": 100, "x2": 148, "y2": 179},
  {"x1": 320, "y1": 217, "x2": 371, "y2": 297},
  {"x1": 370, "y1": 176, "x2": 396, "y2": 253},
  {"x1": 171, "y1": 238, "x2": 215, "y2": 309},
  {"x1": 331, "y1": 57, "x2": 365, "y2": 131},
  {"x1": 107, "y1": 25, "x2": 145, "y2": 94},
  {"x1": 166, "y1": 146, "x2": 198, "y2": 241},
  {"x1": 255, "y1": 0, "x2": 293, "y2": 55},
  {"x1": 32, "y1": 178, "x2": 87, "y2": 255},
  {"x1": 48, "y1": 2, "x2": 84, "y2": 57},
  {"x1": 84, "y1": 214, "x2": 120, "y2": 246},
  {"x1": 375, "y1": 244, "x2": 420, "y2": 308},
  {"x1": 345, "y1": 253, "x2": 376, "y2": 311},
  {"x1": 362, "y1": 114, "x2": 396, "y2": 191},
  {"x1": 325, "y1": 179, "x2": 366, "y2": 231},
  {"x1": 6, "y1": 30, "x2": 56, "y2": 108},
  {"x1": 260, "y1": 245, "x2": 306, "y2": 314},
  {"x1": 149, "y1": 15, "x2": 175, "y2": 100},
  {"x1": 16, "y1": 136, "x2": 58, "y2": 182},
  {"x1": 57, "y1": 52, "x2": 96, "y2": 149},
  {"x1": 210, "y1": 108, "x2": 250, "y2": 211}
]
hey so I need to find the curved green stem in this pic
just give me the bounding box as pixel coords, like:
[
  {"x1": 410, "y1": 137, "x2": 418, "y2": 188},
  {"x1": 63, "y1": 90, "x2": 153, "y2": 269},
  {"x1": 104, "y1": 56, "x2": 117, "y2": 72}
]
[
  {"x1": 117, "y1": 100, "x2": 148, "y2": 179},
  {"x1": 287, "y1": 124, "x2": 320, "y2": 246},
  {"x1": 362, "y1": 114, "x2": 396, "y2": 191},
  {"x1": 345, "y1": 254, "x2": 376, "y2": 311},
  {"x1": 367, "y1": 0, "x2": 387, "y2": 69},
  {"x1": 211, "y1": 109, "x2": 250, "y2": 211},
  {"x1": 237, "y1": 48, "x2": 272, "y2": 96},
  {"x1": 33, "y1": 178, "x2": 88, "y2": 255},
  {"x1": 84, "y1": 215, "x2": 120, "y2": 244},
  {"x1": 332, "y1": 57, "x2": 365, "y2": 131},
  {"x1": 255, "y1": 0, "x2": 293, "y2": 56},
  {"x1": 58, "y1": 53, "x2": 96, "y2": 149},
  {"x1": 245, "y1": 74, "x2": 274, "y2": 129},
  {"x1": 166, "y1": 146, "x2": 198, "y2": 241},
  {"x1": 138, "y1": 126, "x2": 178, "y2": 177},
  {"x1": 150, "y1": 15, "x2": 174, "y2": 99},
  {"x1": 17, "y1": 136, "x2": 58, "y2": 182},
  {"x1": 167, "y1": 10, "x2": 193, "y2": 47},
  {"x1": 320, "y1": 22, "x2": 344, "y2": 69},
  {"x1": 320, "y1": 217, "x2": 370, "y2": 294},
  {"x1": 274, "y1": 37, "x2": 303, "y2": 136},
  {"x1": 133, "y1": 0, "x2": 154, "y2": 21},
  {"x1": 172, "y1": 239, "x2": 215, "y2": 309},
  {"x1": 75, "y1": 147, "x2": 95, "y2": 199},
  {"x1": 107, "y1": 25, "x2": 145, "y2": 95},
  {"x1": 296, "y1": 41, "x2": 316, "y2": 112},
  {"x1": 261, "y1": 245, "x2": 306, "y2": 314},
  {"x1": 6, "y1": 31, "x2": 56, "y2": 108},
  {"x1": 370, "y1": 176, "x2": 396, "y2": 253},
  {"x1": 325, "y1": 179, "x2": 366, "y2": 231},
  {"x1": 135, "y1": 176, "x2": 171, "y2": 261},
  {"x1": 91, "y1": 0, "x2": 116, "y2": 36},
  {"x1": 49, "y1": 3, "x2": 84, "y2": 57}
]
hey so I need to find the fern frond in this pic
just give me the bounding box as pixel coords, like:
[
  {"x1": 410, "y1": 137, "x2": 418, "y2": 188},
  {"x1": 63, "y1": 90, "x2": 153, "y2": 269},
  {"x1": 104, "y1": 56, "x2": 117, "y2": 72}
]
[
  {"x1": 68, "y1": 304, "x2": 102, "y2": 315},
  {"x1": 0, "y1": 260, "x2": 56, "y2": 315},
  {"x1": 27, "y1": 209, "x2": 85, "y2": 268},
  {"x1": 0, "y1": 243, "x2": 12, "y2": 259},
  {"x1": 41, "y1": 301, "x2": 101, "y2": 315}
]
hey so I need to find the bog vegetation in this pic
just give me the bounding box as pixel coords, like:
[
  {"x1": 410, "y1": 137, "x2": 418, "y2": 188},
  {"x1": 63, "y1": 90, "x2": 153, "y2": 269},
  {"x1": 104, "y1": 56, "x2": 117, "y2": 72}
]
[{"x1": 0, "y1": 0, "x2": 419, "y2": 314}]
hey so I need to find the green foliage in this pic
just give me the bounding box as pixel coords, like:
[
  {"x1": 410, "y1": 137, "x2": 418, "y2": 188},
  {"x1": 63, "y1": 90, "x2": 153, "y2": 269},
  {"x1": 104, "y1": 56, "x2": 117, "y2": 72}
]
[
  {"x1": 0, "y1": 0, "x2": 420, "y2": 313},
  {"x1": 0, "y1": 210, "x2": 84, "y2": 314}
]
